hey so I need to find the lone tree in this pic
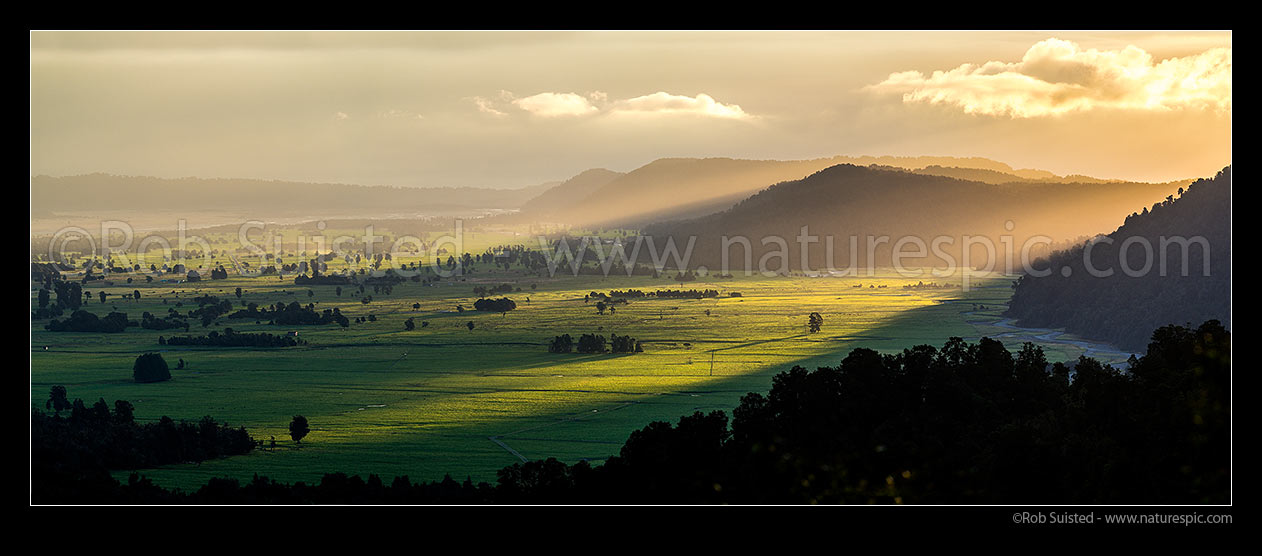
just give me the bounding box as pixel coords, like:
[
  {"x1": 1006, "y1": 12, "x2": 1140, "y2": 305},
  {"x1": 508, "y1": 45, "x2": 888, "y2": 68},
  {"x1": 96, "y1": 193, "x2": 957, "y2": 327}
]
[
  {"x1": 289, "y1": 415, "x2": 310, "y2": 444},
  {"x1": 405, "y1": 317, "x2": 416, "y2": 331},
  {"x1": 46, "y1": 385, "x2": 71, "y2": 415},
  {"x1": 132, "y1": 352, "x2": 172, "y2": 383},
  {"x1": 466, "y1": 321, "x2": 476, "y2": 332},
  {"x1": 808, "y1": 312, "x2": 823, "y2": 334}
]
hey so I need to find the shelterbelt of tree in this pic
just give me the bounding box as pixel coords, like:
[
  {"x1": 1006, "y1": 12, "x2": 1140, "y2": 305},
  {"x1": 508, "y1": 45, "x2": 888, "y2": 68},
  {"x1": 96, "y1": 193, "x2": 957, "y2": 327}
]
[
  {"x1": 1006, "y1": 167, "x2": 1231, "y2": 351},
  {"x1": 31, "y1": 320, "x2": 1229, "y2": 504}
]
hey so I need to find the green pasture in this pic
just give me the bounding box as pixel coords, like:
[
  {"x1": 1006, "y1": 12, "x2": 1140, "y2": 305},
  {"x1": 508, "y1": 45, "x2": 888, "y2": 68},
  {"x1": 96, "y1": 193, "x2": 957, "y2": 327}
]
[{"x1": 31, "y1": 263, "x2": 1115, "y2": 490}]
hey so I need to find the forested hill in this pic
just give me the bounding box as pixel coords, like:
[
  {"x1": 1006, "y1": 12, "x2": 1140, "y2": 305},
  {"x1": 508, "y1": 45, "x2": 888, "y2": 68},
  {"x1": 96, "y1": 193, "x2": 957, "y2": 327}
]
[
  {"x1": 1006, "y1": 167, "x2": 1231, "y2": 351},
  {"x1": 531, "y1": 155, "x2": 1130, "y2": 228},
  {"x1": 30, "y1": 174, "x2": 557, "y2": 216},
  {"x1": 519, "y1": 168, "x2": 625, "y2": 216},
  {"x1": 642, "y1": 164, "x2": 1182, "y2": 271}
]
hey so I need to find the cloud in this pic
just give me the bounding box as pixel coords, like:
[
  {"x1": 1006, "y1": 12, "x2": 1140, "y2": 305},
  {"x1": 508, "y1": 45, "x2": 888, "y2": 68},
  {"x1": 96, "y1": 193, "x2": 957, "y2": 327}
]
[
  {"x1": 334, "y1": 111, "x2": 349, "y2": 120},
  {"x1": 511, "y1": 92, "x2": 599, "y2": 117},
  {"x1": 471, "y1": 96, "x2": 507, "y2": 117},
  {"x1": 379, "y1": 108, "x2": 424, "y2": 120},
  {"x1": 610, "y1": 92, "x2": 750, "y2": 119},
  {"x1": 474, "y1": 90, "x2": 752, "y2": 120},
  {"x1": 868, "y1": 38, "x2": 1231, "y2": 118}
]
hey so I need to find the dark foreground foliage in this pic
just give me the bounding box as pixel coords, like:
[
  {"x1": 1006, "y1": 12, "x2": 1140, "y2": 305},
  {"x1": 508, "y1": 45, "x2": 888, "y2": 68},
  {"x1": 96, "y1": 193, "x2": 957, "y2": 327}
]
[
  {"x1": 1006, "y1": 167, "x2": 1231, "y2": 351},
  {"x1": 31, "y1": 393, "x2": 255, "y2": 504},
  {"x1": 32, "y1": 321, "x2": 1228, "y2": 504}
]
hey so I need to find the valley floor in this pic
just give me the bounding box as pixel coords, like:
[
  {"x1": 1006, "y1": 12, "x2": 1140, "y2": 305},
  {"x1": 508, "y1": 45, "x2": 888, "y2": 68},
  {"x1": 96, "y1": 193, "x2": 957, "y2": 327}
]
[{"x1": 30, "y1": 268, "x2": 1130, "y2": 489}]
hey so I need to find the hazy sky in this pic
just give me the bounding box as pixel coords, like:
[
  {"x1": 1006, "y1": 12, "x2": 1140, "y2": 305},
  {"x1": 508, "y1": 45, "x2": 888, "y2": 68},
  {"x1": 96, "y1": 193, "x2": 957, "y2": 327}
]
[{"x1": 30, "y1": 31, "x2": 1231, "y2": 188}]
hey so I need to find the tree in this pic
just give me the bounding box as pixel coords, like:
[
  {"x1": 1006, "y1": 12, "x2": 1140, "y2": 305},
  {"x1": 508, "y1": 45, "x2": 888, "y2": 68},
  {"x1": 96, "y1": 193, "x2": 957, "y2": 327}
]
[
  {"x1": 113, "y1": 400, "x2": 135, "y2": 425},
  {"x1": 405, "y1": 317, "x2": 416, "y2": 331},
  {"x1": 133, "y1": 289, "x2": 141, "y2": 301},
  {"x1": 467, "y1": 321, "x2": 476, "y2": 332},
  {"x1": 133, "y1": 352, "x2": 172, "y2": 383},
  {"x1": 548, "y1": 334, "x2": 574, "y2": 353},
  {"x1": 99, "y1": 291, "x2": 107, "y2": 304},
  {"x1": 807, "y1": 312, "x2": 823, "y2": 334},
  {"x1": 235, "y1": 287, "x2": 243, "y2": 299},
  {"x1": 46, "y1": 385, "x2": 71, "y2": 415},
  {"x1": 473, "y1": 297, "x2": 516, "y2": 315},
  {"x1": 289, "y1": 415, "x2": 310, "y2": 443}
]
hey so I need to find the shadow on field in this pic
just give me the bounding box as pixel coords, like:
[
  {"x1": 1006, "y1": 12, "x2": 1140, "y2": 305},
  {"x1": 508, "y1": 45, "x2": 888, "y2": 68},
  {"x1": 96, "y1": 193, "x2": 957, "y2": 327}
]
[{"x1": 477, "y1": 297, "x2": 1020, "y2": 468}]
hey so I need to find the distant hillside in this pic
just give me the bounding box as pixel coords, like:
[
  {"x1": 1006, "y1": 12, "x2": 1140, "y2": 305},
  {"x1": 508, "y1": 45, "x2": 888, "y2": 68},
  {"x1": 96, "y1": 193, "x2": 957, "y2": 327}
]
[
  {"x1": 1005, "y1": 167, "x2": 1231, "y2": 352},
  {"x1": 520, "y1": 168, "x2": 625, "y2": 216},
  {"x1": 547, "y1": 157, "x2": 848, "y2": 227},
  {"x1": 907, "y1": 165, "x2": 1120, "y2": 185},
  {"x1": 520, "y1": 155, "x2": 1144, "y2": 228},
  {"x1": 643, "y1": 164, "x2": 1182, "y2": 271},
  {"x1": 30, "y1": 173, "x2": 558, "y2": 217}
]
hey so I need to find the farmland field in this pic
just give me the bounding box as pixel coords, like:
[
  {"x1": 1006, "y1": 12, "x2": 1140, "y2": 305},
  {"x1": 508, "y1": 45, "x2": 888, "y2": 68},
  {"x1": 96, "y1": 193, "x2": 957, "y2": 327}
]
[{"x1": 30, "y1": 262, "x2": 1133, "y2": 490}]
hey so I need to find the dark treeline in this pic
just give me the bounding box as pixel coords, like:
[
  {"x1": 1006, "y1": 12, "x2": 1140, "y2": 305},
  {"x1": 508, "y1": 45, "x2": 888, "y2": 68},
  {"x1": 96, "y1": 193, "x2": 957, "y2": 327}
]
[
  {"x1": 647, "y1": 289, "x2": 719, "y2": 299},
  {"x1": 294, "y1": 273, "x2": 353, "y2": 286},
  {"x1": 473, "y1": 283, "x2": 515, "y2": 297},
  {"x1": 548, "y1": 333, "x2": 642, "y2": 354},
  {"x1": 1007, "y1": 167, "x2": 1231, "y2": 351},
  {"x1": 161, "y1": 328, "x2": 305, "y2": 348},
  {"x1": 45, "y1": 310, "x2": 135, "y2": 333},
  {"x1": 230, "y1": 301, "x2": 350, "y2": 328},
  {"x1": 32, "y1": 276, "x2": 81, "y2": 319},
  {"x1": 188, "y1": 295, "x2": 234, "y2": 326},
  {"x1": 605, "y1": 288, "x2": 719, "y2": 300},
  {"x1": 141, "y1": 310, "x2": 190, "y2": 331},
  {"x1": 33, "y1": 320, "x2": 1227, "y2": 504},
  {"x1": 32, "y1": 389, "x2": 255, "y2": 503}
]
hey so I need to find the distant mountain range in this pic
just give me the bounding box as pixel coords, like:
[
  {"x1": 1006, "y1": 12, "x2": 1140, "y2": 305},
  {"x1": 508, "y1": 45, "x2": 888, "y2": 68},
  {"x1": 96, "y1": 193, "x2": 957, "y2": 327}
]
[
  {"x1": 511, "y1": 155, "x2": 1186, "y2": 229},
  {"x1": 904, "y1": 165, "x2": 1128, "y2": 185},
  {"x1": 30, "y1": 173, "x2": 558, "y2": 217},
  {"x1": 641, "y1": 163, "x2": 1186, "y2": 271},
  {"x1": 31, "y1": 156, "x2": 1192, "y2": 235},
  {"x1": 1005, "y1": 167, "x2": 1231, "y2": 352}
]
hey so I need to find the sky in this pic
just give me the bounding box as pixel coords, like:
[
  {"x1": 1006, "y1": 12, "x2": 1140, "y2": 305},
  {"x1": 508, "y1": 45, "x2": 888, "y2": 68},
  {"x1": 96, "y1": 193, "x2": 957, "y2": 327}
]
[{"x1": 30, "y1": 30, "x2": 1231, "y2": 188}]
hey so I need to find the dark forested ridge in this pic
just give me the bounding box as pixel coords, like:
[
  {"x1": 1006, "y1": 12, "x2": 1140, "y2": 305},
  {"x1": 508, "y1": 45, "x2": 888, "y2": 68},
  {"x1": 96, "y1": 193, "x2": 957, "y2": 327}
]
[
  {"x1": 643, "y1": 164, "x2": 1182, "y2": 271},
  {"x1": 31, "y1": 321, "x2": 1229, "y2": 504},
  {"x1": 1006, "y1": 167, "x2": 1231, "y2": 351}
]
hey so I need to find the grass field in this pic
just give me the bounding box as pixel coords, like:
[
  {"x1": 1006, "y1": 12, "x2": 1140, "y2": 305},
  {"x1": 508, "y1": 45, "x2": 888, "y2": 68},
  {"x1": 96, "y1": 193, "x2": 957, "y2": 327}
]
[{"x1": 31, "y1": 261, "x2": 1126, "y2": 490}]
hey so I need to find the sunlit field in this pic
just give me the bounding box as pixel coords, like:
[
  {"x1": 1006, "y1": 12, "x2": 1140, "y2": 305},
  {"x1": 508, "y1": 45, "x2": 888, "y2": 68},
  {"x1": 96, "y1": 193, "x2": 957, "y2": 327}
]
[{"x1": 31, "y1": 256, "x2": 1132, "y2": 489}]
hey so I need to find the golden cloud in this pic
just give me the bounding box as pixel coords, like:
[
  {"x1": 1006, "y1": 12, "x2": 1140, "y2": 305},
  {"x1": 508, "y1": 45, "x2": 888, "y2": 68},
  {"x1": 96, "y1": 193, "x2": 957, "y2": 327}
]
[
  {"x1": 610, "y1": 92, "x2": 750, "y2": 119},
  {"x1": 869, "y1": 38, "x2": 1231, "y2": 118},
  {"x1": 476, "y1": 91, "x2": 752, "y2": 120},
  {"x1": 512, "y1": 92, "x2": 600, "y2": 117}
]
